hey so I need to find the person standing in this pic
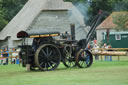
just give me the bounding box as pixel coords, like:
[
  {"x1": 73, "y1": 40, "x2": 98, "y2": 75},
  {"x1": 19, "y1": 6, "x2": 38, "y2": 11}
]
[
  {"x1": 12, "y1": 48, "x2": 16, "y2": 64},
  {"x1": 102, "y1": 43, "x2": 108, "y2": 61},
  {"x1": 108, "y1": 45, "x2": 112, "y2": 61},
  {"x1": 93, "y1": 44, "x2": 99, "y2": 60},
  {"x1": 93, "y1": 38, "x2": 97, "y2": 45},
  {"x1": 3, "y1": 47, "x2": 9, "y2": 65},
  {"x1": 32, "y1": 38, "x2": 40, "y2": 51},
  {"x1": 87, "y1": 44, "x2": 91, "y2": 50},
  {"x1": 0, "y1": 49, "x2": 3, "y2": 65}
]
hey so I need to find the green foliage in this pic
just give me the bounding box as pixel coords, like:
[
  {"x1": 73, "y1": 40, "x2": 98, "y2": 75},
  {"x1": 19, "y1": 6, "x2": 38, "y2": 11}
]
[
  {"x1": 64, "y1": 0, "x2": 86, "y2": 2},
  {"x1": 0, "y1": 0, "x2": 27, "y2": 31},
  {"x1": 112, "y1": 13, "x2": 128, "y2": 31},
  {"x1": 0, "y1": 0, "x2": 8, "y2": 30},
  {"x1": 2, "y1": 0, "x2": 27, "y2": 21},
  {"x1": 113, "y1": 0, "x2": 128, "y2": 11},
  {"x1": 66, "y1": 0, "x2": 128, "y2": 23},
  {"x1": 0, "y1": 16, "x2": 8, "y2": 31}
]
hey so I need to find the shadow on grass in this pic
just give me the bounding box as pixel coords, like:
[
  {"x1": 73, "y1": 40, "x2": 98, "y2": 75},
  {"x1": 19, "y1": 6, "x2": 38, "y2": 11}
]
[{"x1": 28, "y1": 66, "x2": 81, "y2": 72}]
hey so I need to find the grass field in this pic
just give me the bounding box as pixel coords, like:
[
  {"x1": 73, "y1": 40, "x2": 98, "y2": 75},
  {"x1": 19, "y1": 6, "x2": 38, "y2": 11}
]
[{"x1": 0, "y1": 56, "x2": 128, "y2": 85}]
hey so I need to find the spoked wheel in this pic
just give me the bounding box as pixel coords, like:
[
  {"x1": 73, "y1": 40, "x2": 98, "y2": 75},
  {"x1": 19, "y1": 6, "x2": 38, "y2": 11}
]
[
  {"x1": 62, "y1": 45, "x2": 76, "y2": 67},
  {"x1": 30, "y1": 66, "x2": 38, "y2": 71},
  {"x1": 76, "y1": 49, "x2": 93, "y2": 68},
  {"x1": 35, "y1": 44, "x2": 61, "y2": 71}
]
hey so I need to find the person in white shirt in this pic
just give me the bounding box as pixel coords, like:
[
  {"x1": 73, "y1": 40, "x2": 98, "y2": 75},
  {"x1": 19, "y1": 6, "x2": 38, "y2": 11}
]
[
  {"x1": 102, "y1": 43, "x2": 109, "y2": 61},
  {"x1": 94, "y1": 44, "x2": 99, "y2": 60}
]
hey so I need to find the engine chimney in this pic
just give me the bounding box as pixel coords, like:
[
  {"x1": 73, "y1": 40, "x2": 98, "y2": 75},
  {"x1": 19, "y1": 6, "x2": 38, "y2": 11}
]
[{"x1": 70, "y1": 24, "x2": 75, "y2": 40}]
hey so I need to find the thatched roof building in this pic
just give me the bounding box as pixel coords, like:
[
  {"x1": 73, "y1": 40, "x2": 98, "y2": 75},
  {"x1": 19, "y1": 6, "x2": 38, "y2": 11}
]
[
  {"x1": 0, "y1": 0, "x2": 86, "y2": 48},
  {"x1": 0, "y1": 0, "x2": 71, "y2": 40},
  {"x1": 96, "y1": 12, "x2": 128, "y2": 30}
]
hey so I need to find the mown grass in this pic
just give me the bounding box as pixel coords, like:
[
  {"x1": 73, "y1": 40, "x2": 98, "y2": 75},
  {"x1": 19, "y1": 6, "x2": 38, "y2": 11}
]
[{"x1": 0, "y1": 56, "x2": 128, "y2": 85}]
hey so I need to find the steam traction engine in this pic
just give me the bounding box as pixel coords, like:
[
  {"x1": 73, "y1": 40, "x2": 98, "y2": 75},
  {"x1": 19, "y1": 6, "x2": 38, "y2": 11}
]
[{"x1": 17, "y1": 11, "x2": 108, "y2": 71}]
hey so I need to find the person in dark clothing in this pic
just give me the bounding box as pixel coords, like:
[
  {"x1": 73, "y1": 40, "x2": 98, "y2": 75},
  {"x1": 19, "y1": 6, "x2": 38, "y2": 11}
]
[
  {"x1": 61, "y1": 31, "x2": 71, "y2": 40},
  {"x1": 32, "y1": 38, "x2": 41, "y2": 51},
  {"x1": 108, "y1": 45, "x2": 112, "y2": 61},
  {"x1": 3, "y1": 47, "x2": 9, "y2": 65}
]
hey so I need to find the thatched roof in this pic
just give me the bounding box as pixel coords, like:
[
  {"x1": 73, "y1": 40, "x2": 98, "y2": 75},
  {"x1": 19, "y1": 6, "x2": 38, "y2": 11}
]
[
  {"x1": 96, "y1": 12, "x2": 128, "y2": 30},
  {"x1": 0, "y1": 0, "x2": 74, "y2": 40}
]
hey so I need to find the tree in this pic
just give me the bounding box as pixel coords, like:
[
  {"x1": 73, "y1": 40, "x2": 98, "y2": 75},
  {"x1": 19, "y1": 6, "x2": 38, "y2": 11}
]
[
  {"x1": 2, "y1": 0, "x2": 27, "y2": 21},
  {"x1": 112, "y1": 13, "x2": 128, "y2": 31},
  {"x1": 0, "y1": 16, "x2": 8, "y2": 31},
  {"x1": 0, "y1": 0, "x2": 8, "y2": 31},
  {"x1": 0, "y1": 0, "x2": 27, "y2": 31},
  {"x1": 113, "y1": 0, "x2": 128, "y2": 11}
]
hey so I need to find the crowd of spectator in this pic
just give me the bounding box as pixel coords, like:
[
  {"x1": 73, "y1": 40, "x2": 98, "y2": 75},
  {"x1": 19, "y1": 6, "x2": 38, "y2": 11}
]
[
  {"x1": 0, "y1": 47, "x2": 9, "y2": 65},
  {"x1": 0, "y1": 47, "x2": 19, "y2": 65},
  {"x1": 87, "y1": 38, "x2": 113, "y2": 61}
]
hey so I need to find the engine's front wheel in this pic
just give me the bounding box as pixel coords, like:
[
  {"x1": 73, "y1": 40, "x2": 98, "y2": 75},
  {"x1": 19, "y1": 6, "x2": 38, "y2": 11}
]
[{"x1": 76, "y1": 49, "x2": 93, "y2": 68}]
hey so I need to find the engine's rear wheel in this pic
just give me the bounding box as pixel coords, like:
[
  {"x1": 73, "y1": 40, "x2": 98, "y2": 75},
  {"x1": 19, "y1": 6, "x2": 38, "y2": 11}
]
[
  {"x1": 35, "y1": 44, "x2": 61, "y2": 71},
  {"x1": 76, "y1": 49, "x2": 93, "y2": 68}
]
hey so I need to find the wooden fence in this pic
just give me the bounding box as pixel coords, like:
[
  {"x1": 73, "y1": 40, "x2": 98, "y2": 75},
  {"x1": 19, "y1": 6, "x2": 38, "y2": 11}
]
[
  {"x1": 0, "y1": 48, "x2": 128, "y2": 62},
  {"x1": 92, "y1": 48, "x2": 128, "y2": 61}
]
